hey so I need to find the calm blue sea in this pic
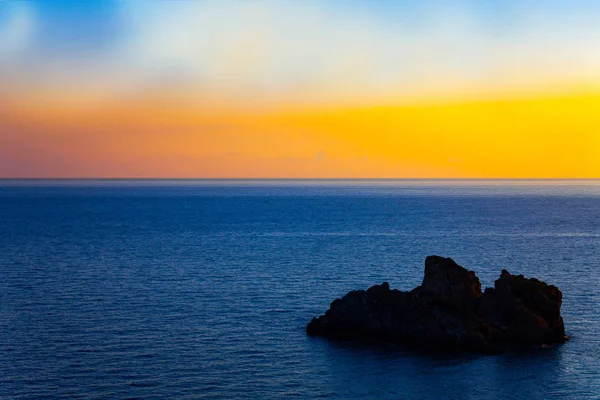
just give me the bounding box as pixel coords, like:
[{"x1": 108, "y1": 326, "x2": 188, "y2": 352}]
[{"x1": 1, "y1": 180, "x2": 599, "y2": 399}]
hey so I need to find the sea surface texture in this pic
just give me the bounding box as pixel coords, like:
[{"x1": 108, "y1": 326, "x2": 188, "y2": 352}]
[{"x1": 1, "y1": 180, "x2": 599, "y2": 399}]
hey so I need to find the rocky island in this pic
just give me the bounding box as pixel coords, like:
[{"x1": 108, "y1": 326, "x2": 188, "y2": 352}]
[{"x1": 307, "y1": 256, "x2": 567, "y2": 354}]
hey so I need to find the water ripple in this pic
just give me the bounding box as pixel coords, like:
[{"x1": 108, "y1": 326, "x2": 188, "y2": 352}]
[{"x1": 1, "y1": 184, "x2": 599, "y2": 399}]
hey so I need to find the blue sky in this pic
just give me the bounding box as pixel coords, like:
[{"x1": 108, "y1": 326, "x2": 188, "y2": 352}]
[
  {"x1": 10, "y1": 0, "x2": 600, "y2": 57},
  {"x1": 2, "y1": 0, "x2": 600, "y2": 103}
]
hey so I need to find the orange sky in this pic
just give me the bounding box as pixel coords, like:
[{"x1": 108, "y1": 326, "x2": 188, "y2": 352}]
[
  {"x1": 2, "y1": 1, "x2": 600, "y2": 178},
  {"x1": 1, "y1": 89, "x2": 599, "y2": 178}
]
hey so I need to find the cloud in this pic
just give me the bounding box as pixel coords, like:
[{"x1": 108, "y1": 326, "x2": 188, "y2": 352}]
[
  {"x1": 0, "y1": 1, "x2": 36, "y2": 56},
  {"x1": 109, "y1": 0, "x2": 600, "y2": 102},
  {"x1": 315, "y1": 150, "x2": 325, "y2": 162},
  {"x1": 4, "y1": 0, "x2": 600, "y2": 106},
  {"x1": 113, "y1": 1, "x2": 494, "y2": 102}
]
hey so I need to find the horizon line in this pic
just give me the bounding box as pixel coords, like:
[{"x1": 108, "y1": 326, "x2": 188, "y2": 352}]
[{"x1": 2, "y1": 178, "x2": 600, "y2": 181}]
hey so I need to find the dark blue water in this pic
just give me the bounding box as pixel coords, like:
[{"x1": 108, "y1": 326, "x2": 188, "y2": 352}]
[{"x1": 1, "y1": 180, "x2": 599, "y2": 399}]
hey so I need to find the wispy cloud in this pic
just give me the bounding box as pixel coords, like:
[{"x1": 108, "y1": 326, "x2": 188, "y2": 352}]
[
  {"x1": 112, "y1": 0, "x2": 600, "y2": 102},
  {"x1": 2, "y1": 0, "x2": 600, "y2": 107},
  {"x1": 0, "y1": 1, "x2": 36, "y2": 57}
]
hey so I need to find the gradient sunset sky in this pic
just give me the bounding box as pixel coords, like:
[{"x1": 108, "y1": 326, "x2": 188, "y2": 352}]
[{"x1": 1, "y1": 0, "x2": 600, "y2": 178}]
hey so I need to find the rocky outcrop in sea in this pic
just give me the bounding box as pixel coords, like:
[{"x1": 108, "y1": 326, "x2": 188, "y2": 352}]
[{"x1": 306, "y1": 256, "x2": 567, "y2": 354}]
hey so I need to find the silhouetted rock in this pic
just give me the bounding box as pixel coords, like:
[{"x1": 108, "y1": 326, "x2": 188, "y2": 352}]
[
  {"x1": 420, "y1": 255, "x2": 482, "y2": 310},
  {"x1": 479, "y1": 269, "x2": 566, "y2": 346},
  {"x1": 307, "y1": 256, "x2": 567, "y2": 354}
]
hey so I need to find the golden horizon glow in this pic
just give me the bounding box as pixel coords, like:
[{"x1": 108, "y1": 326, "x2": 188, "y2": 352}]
[
  {"x1": 1, "y1": 1, "x2": 600, "y2": 178},
  {"x1": 2, "y1": 88, "x2": 599, "y2": 178}
]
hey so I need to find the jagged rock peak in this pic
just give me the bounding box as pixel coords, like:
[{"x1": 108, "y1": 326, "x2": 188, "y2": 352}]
[{"x1": 307, "y1": 256, "x2": 567, "y2": 354}]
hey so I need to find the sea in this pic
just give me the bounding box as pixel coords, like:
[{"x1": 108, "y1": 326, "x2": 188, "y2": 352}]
[{"x1": 0, "y1": 179, "x2": 599, "y2": 399}]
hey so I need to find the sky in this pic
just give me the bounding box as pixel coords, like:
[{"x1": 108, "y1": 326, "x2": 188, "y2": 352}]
[{"x1": 1, "y1": 0, "x2": 600, "y2": 178}]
